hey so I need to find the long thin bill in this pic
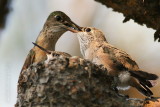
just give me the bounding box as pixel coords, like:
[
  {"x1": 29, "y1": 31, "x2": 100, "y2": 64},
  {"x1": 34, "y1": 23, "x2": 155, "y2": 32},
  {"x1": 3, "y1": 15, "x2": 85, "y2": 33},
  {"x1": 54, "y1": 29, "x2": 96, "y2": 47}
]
[
  {"x1": 32, "y1": 42, "x2": 51, "y2": 54},
  {"x1": 63, "y1": 21, "x2": 82, "y2": 33}
]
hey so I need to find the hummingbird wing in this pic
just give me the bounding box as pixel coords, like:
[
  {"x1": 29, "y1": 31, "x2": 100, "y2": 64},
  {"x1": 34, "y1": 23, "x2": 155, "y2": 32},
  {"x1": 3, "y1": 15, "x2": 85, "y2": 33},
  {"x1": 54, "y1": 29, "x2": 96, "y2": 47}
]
[
  {"x1": 102, "y1": 42, "x2": 158, "y2": 88},
  {"x1": 102, "y1": 42, "x2": 139, "y2": 71},
  {"x1": 21, "y1": 49, "x2": 35, "y2": 71}
]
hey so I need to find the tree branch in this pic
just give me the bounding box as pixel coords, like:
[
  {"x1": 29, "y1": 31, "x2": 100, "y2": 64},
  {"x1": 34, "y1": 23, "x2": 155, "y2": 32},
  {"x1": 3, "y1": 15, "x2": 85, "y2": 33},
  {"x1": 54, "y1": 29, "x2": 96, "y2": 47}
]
[
  {"x1": 94, "y1": 0, "x2": 160, "y2": 42},
  {"x1": 0, "y1": 0, "x2": 11, "y2": 29}
]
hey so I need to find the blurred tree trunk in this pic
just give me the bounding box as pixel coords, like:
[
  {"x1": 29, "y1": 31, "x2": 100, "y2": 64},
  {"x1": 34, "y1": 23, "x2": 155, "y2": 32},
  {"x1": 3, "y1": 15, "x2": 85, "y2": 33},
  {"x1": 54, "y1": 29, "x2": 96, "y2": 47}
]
[
  {"x1": 15, "y1": 56, "x2": 159, "y2": 107},
  {"x1": 0, "y1": 0, "x2": 11, "y2": 29},
  {"x1": 95, "y1": 0, "x2": 160, "y2": 42}
]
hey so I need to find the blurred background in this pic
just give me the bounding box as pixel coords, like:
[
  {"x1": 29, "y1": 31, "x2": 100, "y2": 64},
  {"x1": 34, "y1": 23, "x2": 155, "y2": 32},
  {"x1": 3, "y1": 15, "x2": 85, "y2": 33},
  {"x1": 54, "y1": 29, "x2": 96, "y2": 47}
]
[{"x1": 0, "y1": 0, "x2": 160, "y2": 106}]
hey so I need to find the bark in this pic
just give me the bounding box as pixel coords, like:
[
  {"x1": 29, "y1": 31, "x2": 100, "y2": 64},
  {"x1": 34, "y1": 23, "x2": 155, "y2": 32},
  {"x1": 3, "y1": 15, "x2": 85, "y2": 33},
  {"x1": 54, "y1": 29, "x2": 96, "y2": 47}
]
[
  {"x1": 15, "y1": 56, "x2": 159, "y2": 107},
  {"x1": 94, "y1": 0, "x2": 160, "y2": 42}
]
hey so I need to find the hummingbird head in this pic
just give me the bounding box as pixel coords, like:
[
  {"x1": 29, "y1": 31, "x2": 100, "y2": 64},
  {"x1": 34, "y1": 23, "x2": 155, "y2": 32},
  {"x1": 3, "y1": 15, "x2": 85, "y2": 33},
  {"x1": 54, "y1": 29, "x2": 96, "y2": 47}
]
[
  {"x1": 76, "y1": 27, "x2": 106, "y2": 57},
  {"x1": 45, "y1": 11, "x2": 81, "y2": 33},
  {"x1": 77, "y1": 27, "x2": 107, "y2": 45}
]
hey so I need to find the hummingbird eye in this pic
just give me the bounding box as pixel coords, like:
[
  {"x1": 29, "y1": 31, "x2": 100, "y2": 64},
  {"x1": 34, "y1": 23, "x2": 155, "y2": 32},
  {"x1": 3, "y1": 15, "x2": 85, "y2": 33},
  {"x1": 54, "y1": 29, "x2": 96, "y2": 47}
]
[
  {"x1": 85, "y1": 28, "x2": 91, "y2": 32},
  {"x1": 55, "y1": 15, "x2": 62, "y2": 21}
]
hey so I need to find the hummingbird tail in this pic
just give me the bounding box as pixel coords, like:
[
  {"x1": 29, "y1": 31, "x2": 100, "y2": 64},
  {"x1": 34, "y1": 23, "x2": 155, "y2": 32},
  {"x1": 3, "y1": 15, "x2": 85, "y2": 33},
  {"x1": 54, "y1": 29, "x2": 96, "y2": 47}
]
[
  {"x1": 129, "y1": 70, "x2": 158, "y2": 87},
  {"x1": 135, "y1": 83, "x2": 153, "y2": 97},
  {"x1": 129, "y1": 70, "x2": 158, "y2": 80}
]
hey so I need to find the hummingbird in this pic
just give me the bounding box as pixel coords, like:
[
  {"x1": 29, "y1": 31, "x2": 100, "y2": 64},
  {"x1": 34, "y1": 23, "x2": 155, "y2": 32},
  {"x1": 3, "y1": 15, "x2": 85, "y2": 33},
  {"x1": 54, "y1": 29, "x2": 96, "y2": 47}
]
[
  {"x1": 21, "y1": 11, "x2": 80, "y2": 71},
  {"x1": 18, "y1": 11, "x2": 80, "y2": 90},
  {"x1": 32, "y1": 42, "x2": 71, "y2": 62},
  {"x1": 76, "y1": 27, "x2": 158, "y2": 97}
]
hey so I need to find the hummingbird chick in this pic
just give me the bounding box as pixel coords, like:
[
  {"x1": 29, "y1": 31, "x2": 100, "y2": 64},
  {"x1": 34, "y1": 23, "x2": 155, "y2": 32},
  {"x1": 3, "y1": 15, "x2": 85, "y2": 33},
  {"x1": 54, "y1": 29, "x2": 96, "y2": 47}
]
[
  {"x1": 76, "y1": 27, "x2": 158, "y2": 97},
  {"x1": 21, "y1": 11, "x2": 80, "y2": 71}
]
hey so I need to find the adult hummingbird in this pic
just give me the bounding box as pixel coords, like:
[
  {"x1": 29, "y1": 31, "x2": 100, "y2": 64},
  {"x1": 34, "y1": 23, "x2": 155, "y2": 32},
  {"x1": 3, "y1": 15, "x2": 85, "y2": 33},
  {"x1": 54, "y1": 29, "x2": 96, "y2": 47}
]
[
  {"x1": 21, "y1": 11, "x2": 80, "y2": 71},
  {"x1": 18, "y1": 11, "x2": 80, "y2": 89},
  {"x1": 76, "y1": 27, "x2": 158, "y2": 97}
]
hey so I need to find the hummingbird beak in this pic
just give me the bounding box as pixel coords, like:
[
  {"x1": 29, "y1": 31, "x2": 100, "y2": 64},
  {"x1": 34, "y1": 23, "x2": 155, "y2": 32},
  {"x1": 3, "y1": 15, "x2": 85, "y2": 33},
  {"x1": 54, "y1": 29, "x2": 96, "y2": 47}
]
[
  {"x1": 63, "y1": 21, "x2": 82, "y2": 33},
  {"x1": 32, "y1": 42, "x2": 51, "y2": 54}
]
